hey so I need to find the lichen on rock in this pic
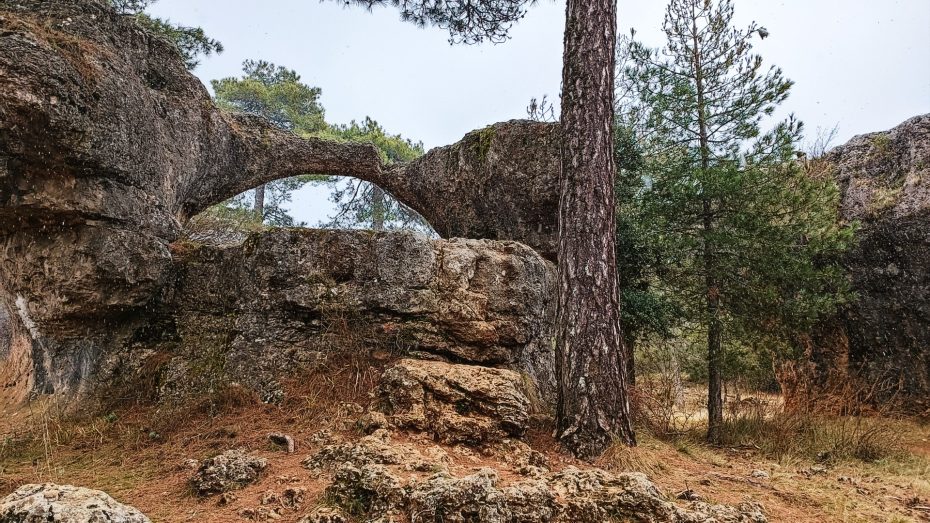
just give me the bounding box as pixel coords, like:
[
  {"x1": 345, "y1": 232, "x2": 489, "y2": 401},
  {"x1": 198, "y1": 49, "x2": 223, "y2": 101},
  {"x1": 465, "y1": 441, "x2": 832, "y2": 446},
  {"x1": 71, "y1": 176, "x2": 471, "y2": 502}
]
[{"x1": 0, "y1": 483, "x2": 151, "y2": 523}]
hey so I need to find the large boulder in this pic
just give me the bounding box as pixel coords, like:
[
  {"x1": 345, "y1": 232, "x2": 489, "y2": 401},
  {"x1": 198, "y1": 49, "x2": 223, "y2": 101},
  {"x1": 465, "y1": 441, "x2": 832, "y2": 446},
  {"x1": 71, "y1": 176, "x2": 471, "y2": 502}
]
[
  {"x1": 0, "y1": 484, "x2": 150, "y2": 523},
  {"x1": 103, "y1": 229, "x2": 556, "y2": 405},
  {"x1": 811, "y1": 114, "x2": 930, "y2": 407},
  {"x1": 376, "y1": 359, "x2": 533, "y2": 444}
]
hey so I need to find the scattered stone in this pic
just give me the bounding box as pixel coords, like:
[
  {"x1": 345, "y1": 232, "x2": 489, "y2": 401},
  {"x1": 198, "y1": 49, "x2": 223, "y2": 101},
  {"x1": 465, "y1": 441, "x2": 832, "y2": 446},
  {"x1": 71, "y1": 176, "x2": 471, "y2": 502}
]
[
  {"x1": 357, "y1": 411, "x2": 390, "y2": 434},
  {"x1": 0, "y1": 484, "x2": 151, "y2": 522},
  {"x1": 281, "y1": 488, "x2": 306, "y2": 508},
  {"x1": 218, "y1": 492, "x2": 238, "y2": 507},
  {"x1": 376, "y1": 359, "x2": 531, "y2": 445},
  {"x1": 268, "y1": 433, "x2": 296, "y2": 453},
  {"x1": 239, "y1": 506, "x2": 282, "y2": 521},
  {"x1": 311, "y1": 437, "x2": 768, "y2": 522},
  {"x1": 298, "y1": 506, "x2": 349, "y2": 523},
  {"x1": 309, "y1": 430, "x2": 336, "y2": 446},
  {"x1": 260, "y1": 491, "x2": 278, "y2": 506},
  {"x1": 191, "y1": 449, "x2": 268, "y2": 496},
  {"x1": 677, "y1": 489, "x2": 703, "y2": 501},
  {"x1": 304, "y1": 431, "x2": 448, "y2": 473},
  {"x1": 407, "y1": 469, "x2": 516, "y2": 522},
  {"x1": 750, "y1": 470, "x2": 770, "y2": 479},
  {"x1": 325, "y1": 464, "x2": 407, "y2": 518}
]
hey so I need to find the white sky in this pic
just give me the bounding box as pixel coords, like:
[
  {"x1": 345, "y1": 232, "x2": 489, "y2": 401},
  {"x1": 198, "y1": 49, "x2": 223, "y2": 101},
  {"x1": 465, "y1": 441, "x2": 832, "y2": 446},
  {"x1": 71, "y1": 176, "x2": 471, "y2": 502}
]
[{"x1": 149, "y1": 0, "x2": 930, "y2": 226}]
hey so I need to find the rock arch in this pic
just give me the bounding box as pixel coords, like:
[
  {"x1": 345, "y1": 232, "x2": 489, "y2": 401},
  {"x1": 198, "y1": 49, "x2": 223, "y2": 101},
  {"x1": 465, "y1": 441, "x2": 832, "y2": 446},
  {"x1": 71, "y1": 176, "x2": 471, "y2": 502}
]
[{"x1": 0, "y1": 0, "x2": 562, "y2": 403}]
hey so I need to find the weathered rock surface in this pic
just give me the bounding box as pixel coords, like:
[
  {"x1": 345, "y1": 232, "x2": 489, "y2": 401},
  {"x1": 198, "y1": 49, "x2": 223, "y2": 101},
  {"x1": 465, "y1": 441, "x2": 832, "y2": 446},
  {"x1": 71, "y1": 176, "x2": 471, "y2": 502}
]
[
  {"x1": 298, "y1": 506, "x2": 350, "y2": 523},
  {"x1": 387, "y1": 121, "x2": 561, "y2": 260},
  {"x1": 121, "y1": 230, "x2": 556, "y2": 404},
  {"x1": 0, "y1": 0, "x2": 560, "y2": 406},
  {"x1": 376, "y1": 359, "x2": 532, "y2": 444},
  {"x1": 811, "y1": 114, "x2": 930, "y2": 407},
  {"x1": 305, "y1": 435, "x2": 767, "y2": 523},
  {"x1": 190, "y1": 449, "x2": 268, "y2": 496},
  {"x1": 0, "y1": 483, "x2": 151, "y2": 523}
]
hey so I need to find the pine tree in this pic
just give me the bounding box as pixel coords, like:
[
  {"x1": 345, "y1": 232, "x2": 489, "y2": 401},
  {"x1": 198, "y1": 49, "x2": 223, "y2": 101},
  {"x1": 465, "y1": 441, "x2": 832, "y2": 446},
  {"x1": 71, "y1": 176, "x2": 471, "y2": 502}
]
[
  {"x1": 337, "y1": 0, "x2": 637, "y2": 458},
  {"x1": 617, "y1": 0, "x2": 854, "y2": 442},
  {"x1": 212, "y1": 60, "x2": 328, "y2": 224}
]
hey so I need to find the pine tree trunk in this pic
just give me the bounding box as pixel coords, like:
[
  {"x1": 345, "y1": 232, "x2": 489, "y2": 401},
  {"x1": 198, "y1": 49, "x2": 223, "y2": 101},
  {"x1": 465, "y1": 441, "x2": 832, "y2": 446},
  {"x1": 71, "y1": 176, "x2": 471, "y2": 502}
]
[
  {"x1": 555, "y1": 0, "x2": 636, "y2": 460},
  {"x1": 704, "y1": 200, "x2": 724, "y2": 443},
  {"x1": 371, "y1": 184, "x2": 386, "y2": 230},
  {"x1": 690, "y1": 14, "x2": 725, "y2": 444},
  {"x1": 622, "y1": 325, "x2": 637, "y2": 387},
  {"x1": 254, "y1": 184, "x2": 266, "y2": 222}
]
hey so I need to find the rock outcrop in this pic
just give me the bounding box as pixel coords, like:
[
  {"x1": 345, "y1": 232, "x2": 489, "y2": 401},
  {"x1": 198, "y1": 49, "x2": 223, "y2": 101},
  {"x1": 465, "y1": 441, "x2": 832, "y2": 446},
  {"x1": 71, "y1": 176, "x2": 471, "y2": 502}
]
[
  {"x1": 305, "y1": 431, "x2": 767, "y2": 523},
  {"x1": 812, "y1": 114, "x2": 930, "y2": 407},
  {"x1": 0, "y1": 0, "x2": 560, "y2": 406},
  {"x1": 129, "y1": 230, "x2": 556, "y2": 404},
  {"x1": 0, "y1": 483, "x2": 151, "y2": 522},
  {"x1": 376, "y1": 359, "x2": 532, "y2": 444},
  {"x1": 388, "y1": 121, "x2": 560, "y2": 260},
  {"x1": 190, "y1": 449, "x2": 268, "y2": 496}
]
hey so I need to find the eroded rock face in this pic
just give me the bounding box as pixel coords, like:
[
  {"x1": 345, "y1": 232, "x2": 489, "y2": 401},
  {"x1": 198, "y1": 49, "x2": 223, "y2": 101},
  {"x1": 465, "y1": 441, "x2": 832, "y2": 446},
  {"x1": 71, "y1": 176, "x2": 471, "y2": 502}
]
[
  {"x1": 376, "y1": 359, "x2": 532, "y2": 444},
  {"x1": 0, "y1": 0, "x2": 380, "y2": 401},
  {"x1": 96, "y1": 229, "x2": 556, "y2": 405},
  {"x1": 0, "y1": 0, "x2": 561, "y2": 406},
  {"x1": 0, "y1": 483, "x2": 151, "y2": 523},
  {"x1": 385, "y1": 121, "x2": 561, "y2": 260},
  {"x1": 814, "y1": 114, "x2": 930, "y2": 406}
]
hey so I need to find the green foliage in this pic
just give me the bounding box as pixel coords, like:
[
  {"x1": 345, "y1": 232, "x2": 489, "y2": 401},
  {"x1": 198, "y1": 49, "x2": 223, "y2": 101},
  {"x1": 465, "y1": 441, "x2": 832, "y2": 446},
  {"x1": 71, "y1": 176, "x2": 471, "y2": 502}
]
[
  {"x1": 614, "y1": 126, "x2": 678, "y2": 343},
  {"x1": 616, "y1": 0, "x2": 855, "y2": 384},
  {"x1": 109, "y1": 0, "x2": 222, "y2": 70},
  {"x1": 334, "y1": 0, "x2": 534, "y2": 44},
  {"x1": 212, "y1": 61, "x2": 329, "y2": 226},
  {"x1": 212, "y1": 60, "x2": 327, "y2": 134}
]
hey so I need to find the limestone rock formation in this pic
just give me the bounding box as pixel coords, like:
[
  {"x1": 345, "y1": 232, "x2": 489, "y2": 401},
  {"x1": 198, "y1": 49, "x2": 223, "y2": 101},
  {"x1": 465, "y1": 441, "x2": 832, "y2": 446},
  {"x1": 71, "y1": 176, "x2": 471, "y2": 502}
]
[
  {"x1": 388, "y1": 121, "x2": 561, "y2": 260},
  {"x1": 0, "y1": 483, "x2": 151, "y2": 523},
  {"x1": 376, "y1": 359, "x2": 532, "y2": 444},
  {"x1": 813, "y1": 114, "x2": 930, "y2": 406},
  {"x1": 131, "y1": 230, "x2": 556, "y2": 404},
  {"x1": 0, "y1": 0, "x2": 560, "y2": 405},
  {"x1": 190, "y1": 449, "x2": 268, "y2": 496},
  {"x1": 298, "y1": 507, "x2": 350, "y2": 523},
  {"x1": 306, "y1": 434, "x2": 767, "y2": 523}
]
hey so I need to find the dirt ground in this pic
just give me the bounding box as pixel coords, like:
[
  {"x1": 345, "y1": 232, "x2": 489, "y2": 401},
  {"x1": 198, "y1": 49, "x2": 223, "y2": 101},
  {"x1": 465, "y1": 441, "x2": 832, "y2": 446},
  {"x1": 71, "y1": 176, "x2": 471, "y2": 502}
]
[{"x1": 2, "y1": 378, "x2": 928, "y2": 523}]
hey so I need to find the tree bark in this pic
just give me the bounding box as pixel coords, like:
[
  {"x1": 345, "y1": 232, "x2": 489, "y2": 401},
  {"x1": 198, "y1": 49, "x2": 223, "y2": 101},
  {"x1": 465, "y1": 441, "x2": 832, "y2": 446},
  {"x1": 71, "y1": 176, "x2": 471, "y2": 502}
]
[
  {"x1": 690, "y1": 11, "x2": 724, "y2": 443},
  {"x1": 555, "y1": 0, "x2": 636, "y2": 459},
  {"x1": 254, "y1": 184, "x2": 266, "y2": 222},
  {"x1": 371, "y1": 184, "x2": 386, "y2": 230}
]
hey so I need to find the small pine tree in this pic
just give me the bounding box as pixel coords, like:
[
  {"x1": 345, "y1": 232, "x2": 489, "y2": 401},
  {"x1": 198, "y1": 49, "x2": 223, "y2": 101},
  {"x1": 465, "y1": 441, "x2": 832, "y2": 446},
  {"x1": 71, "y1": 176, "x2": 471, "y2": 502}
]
[{"x1": 617, "y1": 0, "x2": 855, "y2": 442}]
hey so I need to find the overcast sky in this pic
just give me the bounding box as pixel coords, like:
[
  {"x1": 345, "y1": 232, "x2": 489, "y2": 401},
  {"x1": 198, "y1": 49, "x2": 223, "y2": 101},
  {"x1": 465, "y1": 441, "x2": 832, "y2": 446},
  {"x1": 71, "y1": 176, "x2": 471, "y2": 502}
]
[{"x1": 150, "y1": 0, "x2": 930, "y2": 226}]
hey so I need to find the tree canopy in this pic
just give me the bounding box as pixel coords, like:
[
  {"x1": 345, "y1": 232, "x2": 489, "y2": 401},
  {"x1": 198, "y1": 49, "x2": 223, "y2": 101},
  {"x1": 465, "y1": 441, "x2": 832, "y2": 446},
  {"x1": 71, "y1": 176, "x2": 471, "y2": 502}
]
[
  {"x1": 616, "y1": 0, "x2": 854, "y2": 441},
  {"x1": 336, "y1": 0, "x2": 535, "y2": 43}
]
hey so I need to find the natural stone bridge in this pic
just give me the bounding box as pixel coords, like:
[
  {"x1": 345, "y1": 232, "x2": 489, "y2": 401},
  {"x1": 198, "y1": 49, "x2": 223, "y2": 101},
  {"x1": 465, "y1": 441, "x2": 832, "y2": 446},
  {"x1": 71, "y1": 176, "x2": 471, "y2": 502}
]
[
  {"x1": 0, "y1": 0, "x2": 561, "y2": 405},
  {"x1": 1, "y1": 0, "x2": 927, "y2": 410}
]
